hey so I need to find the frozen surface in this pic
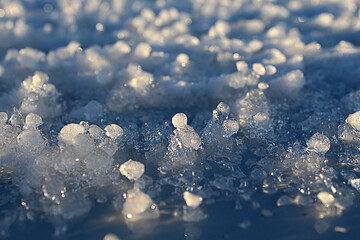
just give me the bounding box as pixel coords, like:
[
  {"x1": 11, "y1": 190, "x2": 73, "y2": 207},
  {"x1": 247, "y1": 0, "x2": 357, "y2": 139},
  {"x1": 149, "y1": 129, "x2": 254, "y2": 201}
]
[{"x1": 0, "y1": 0, "x2": 360, "y2": 239}]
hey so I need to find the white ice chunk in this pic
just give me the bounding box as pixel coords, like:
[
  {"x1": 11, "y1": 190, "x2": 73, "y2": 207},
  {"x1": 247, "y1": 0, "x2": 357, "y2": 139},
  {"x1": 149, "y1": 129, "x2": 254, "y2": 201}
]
[
  {"x1": 172, "y1": 113, "x2": 188, "y2": 128},
  {"x1": 346, "y1": 111, "x2": 360, "y2": 131},
  {"x1": 183, "y1": 191, "x2": 203, "y2": 208},
  {"x1": 104, "y1": 233, "x2": 120, "y2": 240},
  {"x1": 24, "y1": 113, "x2": 43, "y2": 129},
  {"x1": 236, "y1": 61, "x2": 249, "y2": 72},
  {"x1": 83, "y1": 101, "x2": 103, "y2": 121},
  {"x1": 119, "y1": 159, "x2": 145, "y2": 181},
  {"x1": 317, "y1": 192, "x2": 335, "y2": 206},
  {"x1": 105, "y1": 124, "x2": 123, "y2": 139},
  {"x1": 222, "y1": 119, "x2": 239, "y2": 137},
  {"x1": 0, "y1": 112, "x2": 8, "y2": 125},
  {"x1": 17, "y1": 129, "x2": 45, "y2": 154},
  {"x1": 252, "y1": 63, "x2": 266, "y2": 75},
  {"x1": 58, "y1": 124, "x2": 85, "y2": 144},
  {"x1": 122, "y1": 189, "x2": 159, "y2": 222},
  {"x1": 176, "y1": 53, "x2": 190, "y2": 65},
  {"x1": 307, "y1": 133, "x2": 331, "y2": 154},
  {"x1": 134, "y1": 43, "x2": 152, "y2": 58}
]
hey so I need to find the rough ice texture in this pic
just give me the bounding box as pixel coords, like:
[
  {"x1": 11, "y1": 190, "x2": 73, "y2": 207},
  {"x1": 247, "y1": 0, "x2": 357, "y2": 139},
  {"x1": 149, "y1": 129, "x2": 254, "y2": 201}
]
[{"x1": 0, "y1": 0, "x2": 360, "y2": 238}]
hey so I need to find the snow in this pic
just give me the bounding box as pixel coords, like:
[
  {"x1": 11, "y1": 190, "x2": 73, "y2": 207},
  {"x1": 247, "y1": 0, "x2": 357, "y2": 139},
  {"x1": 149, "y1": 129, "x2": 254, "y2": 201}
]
[
  {"x1": 122, "y1": 189, "x2": 159, "y2": 222},
  {"x1": 183, "y1": 191, "x2": 203, "y2": 208},
  {"x1": 119, "y1": 159, "x2": 145, "y2": 181},
  {"x1": 105, "y1": 124, "x2": 124, "y2": 140},
  {"x1": 172, "y1": 113, "x2": 188, "y2": 129},
  {"x1": 0, "y1": 0, "x2": 359, "y2": 238}
]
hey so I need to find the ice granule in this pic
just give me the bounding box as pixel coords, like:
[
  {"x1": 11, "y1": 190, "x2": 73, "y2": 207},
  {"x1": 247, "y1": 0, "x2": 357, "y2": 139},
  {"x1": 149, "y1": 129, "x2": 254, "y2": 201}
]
[
  {"x1": 122, "y1": 189, "x2": 159, "y2": 222},
  {"x1": 317, "y1": 192, "x2": 335, "y2": 206},
  {"x1": 82, "y1": 148, "x2": 113, "y2": 173},
  {"x1": 104, "y1": 233, "x2": 121, "y2": 240},
  {"x1": 222, "y1": 119, "x2": 239, "y2": 138},
  {"x1": 177, "y1": 125, "x2": 202, "y2": 150},
  {"x1": 346, "y1": 111, "x2": 360, "y2": 131},
  {"x1": 182, "y1": 207, "x2": 207, "y2": 222},
  {"x1": 172, "y1": 113, "x2": 188, "y2": 128},
  {"x1": 238, "y1": 220, "x2": 252, "y2": 230},
  {"x1": 104, "y1": 124, "x2": 123, "y2": 140},
  {"x1": 24, "y1": 113, "x2": 43, "y2": 129},
  {"x1": 306, "y1": 133, "x2": 331, "y2": 154},
  {"x1": 119, "y1": 159, "x2": 145, "y2": 181},
  {"x1": 277, "y1": 196, "x2": 293, "y2": 207},
  {"x1": 270, "y1": 70, "x2": 305, "y2": 96},
  {"x1": 183, "y1": 191, "x2": 203, "y2": 208},
  {"x1": 58, "y1": 124, "x2": 86, "y2": 144},
  {"x1": 0, "y1": 112, "x2": 8, "y2": 125},
  {"x1": 314, "y1": 220, "x2": 330, "y2": 234}
]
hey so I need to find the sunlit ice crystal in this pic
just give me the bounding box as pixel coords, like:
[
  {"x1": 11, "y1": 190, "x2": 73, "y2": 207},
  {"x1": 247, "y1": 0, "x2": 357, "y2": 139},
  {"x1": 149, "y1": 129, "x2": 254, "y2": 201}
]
[
  {"x1": 172, "y1": 113, "x2": 188, "y2": 129},
  {"x1": 122, "y1": 189, "x2": 159, "y2": 222},
  {"x1": 105, "y1": 124, "x2": 124, "y2": 139},
  {"x1": 306, "y1": 133, "x2": 331, "y2": 154},
  {"x1": 24, "y1": 113, "x2": 43, "y2": 129},
  {"x1": 58, "y1": 123, "x2": 86, "y2": 145},
  {"x1": 183, "y1": 191, "x2": 203, "y2": 208},
  {"x1": 346, "y1": 111, "x2": 360, "y2": 131},
  {"x1": 119, "y1": 159, "x2": 145, "y2": 181}
]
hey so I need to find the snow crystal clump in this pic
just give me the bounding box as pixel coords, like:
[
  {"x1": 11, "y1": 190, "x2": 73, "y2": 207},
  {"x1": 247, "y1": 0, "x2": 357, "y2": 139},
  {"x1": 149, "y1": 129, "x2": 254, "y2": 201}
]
[
  {"x1": 105, "y1": 124, "x2": 123, "y2": 139},
  {"x1": 58, "y1": 124, "x2": 86, "y2": 144},
  {"x1": 122, "y1": 189, "x2": 159, "y2": 222},
  {"x1": 172, "y1": 113, "x2": 188, "y2": 129},
  {"x1": 24, "y1": 113, "x2": 43, "y2": 129},
  {"x1": 183, "y1": 191, "x2": 203, "y2": 208},
  {"x1": 119, "y1": 159, "x2": 145, "y2": 181},
  {"x1": 306, "y1": 133, "x2": 331, "y2": 154},
  {"x1": 346, "y1": 111, "x2": 360, "y2": 131}
]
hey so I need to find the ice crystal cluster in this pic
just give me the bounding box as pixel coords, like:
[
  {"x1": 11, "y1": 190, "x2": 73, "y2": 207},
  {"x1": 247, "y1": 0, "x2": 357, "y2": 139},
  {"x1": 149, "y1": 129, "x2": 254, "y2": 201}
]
[{"x1": 0, "y1": 0, "x2": 360, "y2": 239}]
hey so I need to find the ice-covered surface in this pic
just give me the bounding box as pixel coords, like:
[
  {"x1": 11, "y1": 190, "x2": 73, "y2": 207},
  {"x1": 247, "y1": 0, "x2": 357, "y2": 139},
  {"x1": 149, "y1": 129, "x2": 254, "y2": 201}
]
[{"x1": 0, "y1": 0, "x2": 360, "y2": 239}]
